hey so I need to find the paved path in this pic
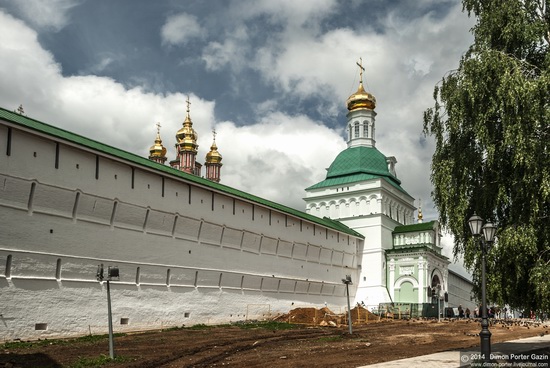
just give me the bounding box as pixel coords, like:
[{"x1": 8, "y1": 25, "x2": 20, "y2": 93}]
[{"x1": 358, "y1": 334, "x2": 550, "y2": 367}]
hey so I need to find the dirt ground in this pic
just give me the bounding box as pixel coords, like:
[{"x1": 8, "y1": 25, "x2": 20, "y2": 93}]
[{"x1": 1, "y1": 308, "x2": 549, "y2": 368}]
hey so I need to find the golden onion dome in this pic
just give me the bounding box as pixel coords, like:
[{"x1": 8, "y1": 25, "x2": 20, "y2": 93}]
[
  {"x1": 149, "y1": 124, "x2": 167, "y2": 158},
  {"x1": 346, "y1": 80, "x2": 376, "y2": 111},
  {"x1": 176, "y1": 99, "x2": 199, "y2": 152},
  {"x1": 206, "y1": 139, "x2": 222, "y2": 164}
]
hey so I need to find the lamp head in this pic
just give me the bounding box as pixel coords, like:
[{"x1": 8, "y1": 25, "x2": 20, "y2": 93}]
[
  {"x1": 468, "y1": 213, "x2": 484, "y2": 236},
  {"x1": 481, "y1": 222, "x2": 497, "y2": 243},
  {"x1": 342, "y1": 275, "x2": 352, "y2": 285},
  {"x1": 107, "y1": 266, "x2": 120, "y2": 280}
]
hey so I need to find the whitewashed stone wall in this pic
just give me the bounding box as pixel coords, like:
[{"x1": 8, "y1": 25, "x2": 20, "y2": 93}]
[{"x1": 0, "y1": 121, "x2": 363, "y2": 341}]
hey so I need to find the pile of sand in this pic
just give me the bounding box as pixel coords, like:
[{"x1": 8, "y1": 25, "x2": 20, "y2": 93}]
[{"x1": 274, "y1": 305, "x2": 378, "y2": 326}]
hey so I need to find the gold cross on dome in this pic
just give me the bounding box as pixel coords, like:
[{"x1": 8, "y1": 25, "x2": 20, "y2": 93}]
[
  {"x1": 156, "y1": 122, "x2": 161, "y2": 133},
  {"x1": 356, "y1": 57, "x2": 365, "y2": 82},
  {"x1": 186, "y1": 95, "x2": 191, "y2": 114},
  {"x1": 212, "y1": 129, "x2": 217, "y2": 141}
]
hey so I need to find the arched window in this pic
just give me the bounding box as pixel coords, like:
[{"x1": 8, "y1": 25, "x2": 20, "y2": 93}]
[
  {"x1": 354, "y1": 122, "x2": 359, "y2": 138},
  {"x1": 363, "y1": 121, "x2": 368, "y2": 137},
  {"x1": 348, "y1": 127, "x2": 352, "y2": 141}
]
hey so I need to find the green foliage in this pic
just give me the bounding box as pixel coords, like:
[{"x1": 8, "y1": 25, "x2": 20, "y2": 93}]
[{"x1": 424, "y1": 0, "x2": 550, "y2": 311}]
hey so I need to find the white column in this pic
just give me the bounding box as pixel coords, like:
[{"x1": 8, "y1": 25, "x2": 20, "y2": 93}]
[
  {"x1": 389, "y1": 259, "x2": 396, "y2": 300},
  {"x1": 418, "y1": 256, "x2": 425, "y2": 303}
]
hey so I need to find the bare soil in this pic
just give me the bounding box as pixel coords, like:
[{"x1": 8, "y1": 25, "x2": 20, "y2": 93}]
[{"x1": 1, "y1": 308, "x2": 549, "y2": 368}]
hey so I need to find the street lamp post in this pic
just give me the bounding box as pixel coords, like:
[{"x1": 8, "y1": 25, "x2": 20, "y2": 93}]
[
  {"x1": 97, "y1": 264, "x2": 120, "y2": 360},
  {"x1": 468, "y1": 214, "x2": 497, "y2": 362},
  {"x1": 342, "y1": 275, "x2": 353, "y2": 335}
]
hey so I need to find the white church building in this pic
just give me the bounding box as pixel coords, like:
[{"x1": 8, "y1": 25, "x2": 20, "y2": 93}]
[{"x1": 304, "y1": 67, "x2": 458, "y2": 315}]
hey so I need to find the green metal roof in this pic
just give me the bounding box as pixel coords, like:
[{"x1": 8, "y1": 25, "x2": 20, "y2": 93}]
[
  {"x1": 0, "y1": 106, "x2": 363, "y2": 239},
  {"x1": 327, "y1": 146, "x2": 396, "y2": 179},
  {"x1": 306, "y1": 146, "x2": 408, "y2": 194},
  {"x1": 393, "y1": 221, "x2": 437, "y2": 234}
]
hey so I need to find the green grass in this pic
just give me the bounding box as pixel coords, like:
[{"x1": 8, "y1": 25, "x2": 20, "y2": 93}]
[
  {"x1": 186, "y1": 323, "x2": 215, "y2": 330},
  {"x1": 168, "y1": 321, "x2": 298, "y2": 331},
  {"x1": 234, "y1": 321, "x2": 298, "y2": 330},
  {"x1": 68, "y1": 354, "x2": 132, "y2": 368},
  {"x1": 1, "y1": 333, "x2": 127, "y2": 350}
]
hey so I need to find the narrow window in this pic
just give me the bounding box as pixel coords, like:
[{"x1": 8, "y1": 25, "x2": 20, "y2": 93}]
[
  {"x1": 354, "y1": 122, "x2": 359, "y2": 138},
  {"x1": 55, "y1": 143, "x2": 59, "y2": 169},
  {"x1": 188, "y1": 185, "x2": 192, "y2": 204},
  {"x1": 95, "y1": 155, "x2": 99, "y2": 180},
  {"x1": 166, "y1": 269, "x2": 171, "y2": 286},
  {"x1": 6, "y1": 127, "x2": 11, "y2": 156},
  {"x1": 55, "y1": 258, "x2": 62, "y2": 280},
  {"x1": 5, "y1": 254, "x2": 12, "y2": 278},
  {"x1": 72, "y1": 192, "x2": 80, "y2": 219},
  {"x1": 135, "y1": 267, "x2": 141, "y2": 285},
  {"x1": 211, "y1": 192, "x2": 214, "y2": 211},
  {"x1": 161, "y1": 177, "x2": 165, "y2": 197},
  {"x1": 131, "y1": 168, "x2": 135, "y2": 189},
  {"x1": 363, "y1": 122, "x2": 368, "y2": 137},
  {"x1": 28, "y1": 182, "x2": 36, "y2": 213}
]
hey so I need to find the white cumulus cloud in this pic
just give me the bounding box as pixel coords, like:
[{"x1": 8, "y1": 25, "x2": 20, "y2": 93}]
[
  {"x1": 161, "y1": 13, "x2": 203, "y2": 46},
  {"x1": 6, "y1": 0, "x2": 81, "y2": 32}
]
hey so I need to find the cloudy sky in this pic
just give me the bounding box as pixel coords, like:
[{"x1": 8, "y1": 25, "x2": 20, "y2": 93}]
[{"x1": 0, "y1": 1, "x2": 474, "y2": 233}]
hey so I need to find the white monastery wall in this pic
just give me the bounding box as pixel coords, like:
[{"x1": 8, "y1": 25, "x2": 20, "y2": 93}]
[
  {"x1": 447, "y1": 271, "x2": 476, "y2": 311},
  {"x1": 0, "y1": 121, "x2": 362, "y2": 341}
]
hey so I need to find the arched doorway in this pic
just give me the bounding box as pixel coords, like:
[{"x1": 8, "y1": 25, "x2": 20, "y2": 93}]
[{"x1": 431, "y1": 274, "x2": 443, "y2": 319}]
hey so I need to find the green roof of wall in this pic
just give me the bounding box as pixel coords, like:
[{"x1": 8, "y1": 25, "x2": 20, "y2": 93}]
[
  {"x1": 393, "y1": 221, "x2": 437, "y2": 234},
  {"x1": 306, "y1": 146, "x2": 408, "y2": 194},
  {"x1": 0, "y1": 106, "x2": 363, "y2": 239}
]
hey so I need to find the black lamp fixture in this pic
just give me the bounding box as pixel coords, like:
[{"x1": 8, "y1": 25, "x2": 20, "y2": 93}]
[
  {"x1": 342, "y1": 275, "x2": 353, "y2": 334},
  {"x1": 468, "y1": 213, "x2": 496, "y2": 362}
]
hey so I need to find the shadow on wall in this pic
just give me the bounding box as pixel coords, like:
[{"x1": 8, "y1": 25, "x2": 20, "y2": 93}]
[{"x1": 0, "y1": 352, "x2": 62, "y2": 367}]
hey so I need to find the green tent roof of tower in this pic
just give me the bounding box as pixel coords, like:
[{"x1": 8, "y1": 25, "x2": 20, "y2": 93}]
[{"x1": 306, "y1": 146, "x2": 409, "y2": 195}]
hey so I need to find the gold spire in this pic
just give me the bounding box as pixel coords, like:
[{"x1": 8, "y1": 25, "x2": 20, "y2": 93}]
[
  {"x1": 149, "y1": 122, "x2": 167, "y2": 162},
  {"x1": 206, "y1": 129, "x2": 222, "y2": 164},
  {"x1": 346, "y1": 57, "x2": 376, "y2": 111},
  {"x1": 418, "y1": 199, "x2": 423, "y2": 223},
  {"x1": 176, "y1": 95, "x2": 199, "y2": 152}
]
